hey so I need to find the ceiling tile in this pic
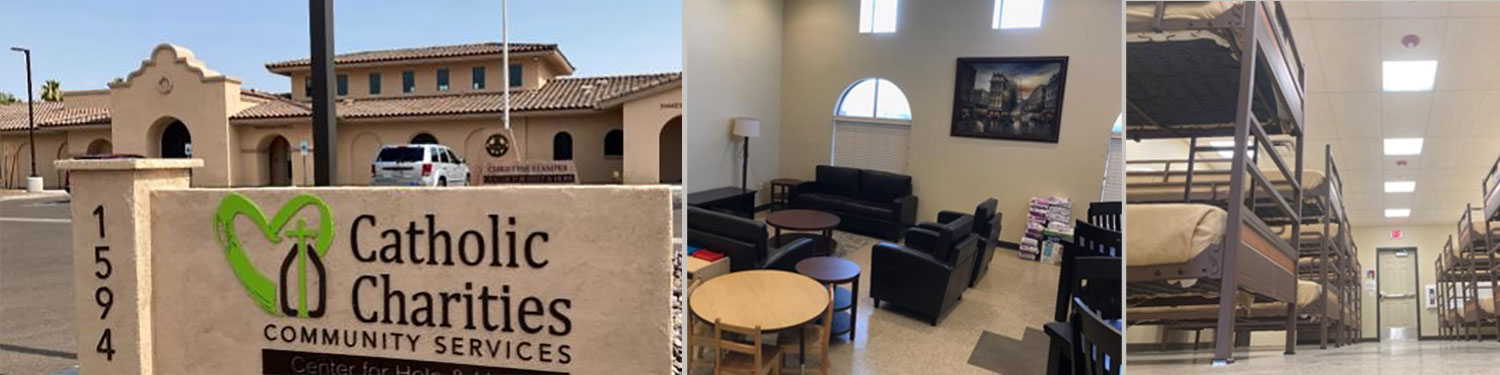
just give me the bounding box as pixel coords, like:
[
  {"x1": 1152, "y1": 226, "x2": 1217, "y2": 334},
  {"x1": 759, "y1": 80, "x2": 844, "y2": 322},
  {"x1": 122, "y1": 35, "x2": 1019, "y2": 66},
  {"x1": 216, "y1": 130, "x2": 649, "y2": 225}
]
[
  {"x1": 1469, "y1": 91, "x2": 1500, "y2": 136},
  {"x1": 1447, "y1": 2, "x2": 1500, "y2": 18},
  {"x1": 1306, "y1": 2, "x2": 1381, "y2": 19},
  {"x1": 1328, "y1": 92, "x2": 1383, "y2": 139},
  {"x1": 1421, "y1": 137, "x2": 1468, "y2": 168},
  {"x1": 1459, "y1": 137, "x2": 1500, "y2": 167},
  {"x1": 1340, "y1": 138, "x2": 1385, "y2": 171},
  {"x1": 1425, "y1": 91, "x2": 1483, "y2": 136},
  {"x1": 1381, "y1": 2, "x2": 1450, "y2": 19},
  {"x1": 1434, "y1": 18, "x2": 1500, "y2": 91},
  {"x1": 1381, "y1": 92, "x2": 1432, "y2": 138},
  {"x1": 1304, "y1": 94, "x2": 1336, "y2": 138},
  {"x1": 1313, "y1": 19, "x2": 1383, "y2": 92}
]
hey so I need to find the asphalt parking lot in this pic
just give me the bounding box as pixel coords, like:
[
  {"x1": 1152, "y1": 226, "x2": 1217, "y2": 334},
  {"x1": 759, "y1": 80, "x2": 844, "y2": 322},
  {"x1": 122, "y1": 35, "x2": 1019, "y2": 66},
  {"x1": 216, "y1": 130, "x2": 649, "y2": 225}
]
[{"x1": 0, "y1": 194, "x2": 79, "y2": 375}]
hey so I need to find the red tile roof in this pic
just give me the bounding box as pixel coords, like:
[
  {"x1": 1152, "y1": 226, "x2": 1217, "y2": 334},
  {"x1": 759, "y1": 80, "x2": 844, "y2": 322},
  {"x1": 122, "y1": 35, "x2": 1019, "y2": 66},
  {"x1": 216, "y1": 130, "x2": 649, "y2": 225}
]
[
  {"x1": 0, "y1": 101, "x2": 110, "y2": 131},
  {"x1": 0, "y1": 73, "x2": 679, "y2": 130},
  {"x1": 265, "y1": 42, "x2": 560, "y2": 69},
  {"x1": 230, "y1": 72, "x2": 681, "y2": 120}
]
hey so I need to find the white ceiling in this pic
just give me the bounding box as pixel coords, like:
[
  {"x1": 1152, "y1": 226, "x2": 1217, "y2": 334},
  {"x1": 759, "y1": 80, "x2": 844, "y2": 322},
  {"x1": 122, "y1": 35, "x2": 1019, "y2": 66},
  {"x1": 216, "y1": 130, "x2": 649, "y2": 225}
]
[{"x1": 1281, "y1": 1, "x2": 1500, "y2": 226}]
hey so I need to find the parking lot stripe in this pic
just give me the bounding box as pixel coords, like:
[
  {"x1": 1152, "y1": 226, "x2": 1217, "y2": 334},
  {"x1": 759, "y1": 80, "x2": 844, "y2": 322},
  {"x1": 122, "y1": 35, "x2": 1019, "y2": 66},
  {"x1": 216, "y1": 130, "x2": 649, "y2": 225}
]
[{"x1": 0, "y1": 217, "x2": 71, "y2": 224}]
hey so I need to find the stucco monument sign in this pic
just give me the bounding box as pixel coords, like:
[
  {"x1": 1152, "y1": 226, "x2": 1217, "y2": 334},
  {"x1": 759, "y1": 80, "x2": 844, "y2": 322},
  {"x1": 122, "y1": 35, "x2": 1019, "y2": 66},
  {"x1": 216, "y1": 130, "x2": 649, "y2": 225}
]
[{"x1": 58, "y1": 158, "x2": 673, "y2": 374}]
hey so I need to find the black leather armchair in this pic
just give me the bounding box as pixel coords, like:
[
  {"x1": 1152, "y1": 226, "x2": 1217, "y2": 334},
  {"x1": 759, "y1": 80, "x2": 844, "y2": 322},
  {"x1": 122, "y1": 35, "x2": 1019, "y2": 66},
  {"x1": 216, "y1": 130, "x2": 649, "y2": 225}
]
[
  {"x1": 789, "y1": 165, "x2": 917, "y2": 241},
  {"x1": 687, "y1": 206, "x2": 818, "y2": 272},
  {"x1": 869, "y1": 215, "x2": 978, "y2": 325},
  {"x1": 922, "y1": 198, "x2": 1001, "y2": 288}
]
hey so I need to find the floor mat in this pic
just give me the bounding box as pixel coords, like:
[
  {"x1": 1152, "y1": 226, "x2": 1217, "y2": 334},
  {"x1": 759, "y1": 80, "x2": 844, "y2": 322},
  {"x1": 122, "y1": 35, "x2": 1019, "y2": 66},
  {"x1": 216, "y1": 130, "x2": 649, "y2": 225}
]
[{"x1": 967, "y1": 328, "x2": 1049, "y2": 375}]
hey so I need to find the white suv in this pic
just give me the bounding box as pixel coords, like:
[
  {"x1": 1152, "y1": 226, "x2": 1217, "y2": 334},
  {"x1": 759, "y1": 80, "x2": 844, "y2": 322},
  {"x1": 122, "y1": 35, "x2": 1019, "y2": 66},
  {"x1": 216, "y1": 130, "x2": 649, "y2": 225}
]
[{"x1": 371, "y1": 144, "x2": 470, "y2": 187}]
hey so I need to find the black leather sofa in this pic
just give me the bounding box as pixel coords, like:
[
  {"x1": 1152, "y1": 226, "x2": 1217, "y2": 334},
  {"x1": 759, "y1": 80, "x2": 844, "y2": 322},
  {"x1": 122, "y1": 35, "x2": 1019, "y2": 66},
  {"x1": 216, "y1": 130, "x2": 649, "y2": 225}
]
[
  {"x1": 686, "y1": 206, "x2": 820, "y2": 272},
  {"x1": 922, "y1": 199, "x2": 1001, "y2": 287},
  {"x1": 869, "y1": 215, "x2": 978, "y2": 325},
  {"x1": 789, "y1": 165, "x2": 917, "y2": 241}
]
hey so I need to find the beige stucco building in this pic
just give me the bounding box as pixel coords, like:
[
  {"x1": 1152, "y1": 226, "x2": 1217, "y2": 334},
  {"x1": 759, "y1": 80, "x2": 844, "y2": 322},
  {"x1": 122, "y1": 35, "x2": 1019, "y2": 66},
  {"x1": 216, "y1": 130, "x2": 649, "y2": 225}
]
[{"x1": 0, "y1": 43, "x2": 681, "y2": 188}]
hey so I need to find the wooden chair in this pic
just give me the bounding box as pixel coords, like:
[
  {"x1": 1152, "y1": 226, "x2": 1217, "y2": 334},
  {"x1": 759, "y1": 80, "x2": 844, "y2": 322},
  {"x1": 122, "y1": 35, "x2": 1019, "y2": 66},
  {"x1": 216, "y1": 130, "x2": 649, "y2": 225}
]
[
  {"x1": 713, "y1": 319, "x2": 783, "y2": 375},
  {"x1": 777, "y1": 284, "x2": 834, "y2": 374},
  {"x1": 687, "y1": 278, "x2": 714, "y2": 372},
  {"x1": 1072, "y1": 299, "x2": 1121, "y2": 375}
]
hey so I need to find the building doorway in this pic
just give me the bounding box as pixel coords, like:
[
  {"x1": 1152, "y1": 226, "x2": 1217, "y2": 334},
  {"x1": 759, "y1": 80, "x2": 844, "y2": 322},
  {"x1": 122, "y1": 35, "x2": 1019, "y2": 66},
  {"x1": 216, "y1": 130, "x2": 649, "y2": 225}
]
[
  {"x1": 658, "y1": 116, "x2": 681, "y2": 184},
  {"x1": 267, "y1": 136, "x2": 292, "y2": 186},
  {"x1": 1378, "y1": 247, "x2": 1420, "y2": 341},
  {"x1": 160, "y1": 120, "x2": 192, "y2": 158}
]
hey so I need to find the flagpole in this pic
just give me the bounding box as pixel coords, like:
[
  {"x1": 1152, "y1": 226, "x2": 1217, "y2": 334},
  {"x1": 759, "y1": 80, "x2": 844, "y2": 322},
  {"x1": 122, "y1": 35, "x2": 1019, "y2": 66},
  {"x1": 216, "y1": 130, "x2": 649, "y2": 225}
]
[{"x1": 502, "y1": 0, "x2": 510, "y2": 132}]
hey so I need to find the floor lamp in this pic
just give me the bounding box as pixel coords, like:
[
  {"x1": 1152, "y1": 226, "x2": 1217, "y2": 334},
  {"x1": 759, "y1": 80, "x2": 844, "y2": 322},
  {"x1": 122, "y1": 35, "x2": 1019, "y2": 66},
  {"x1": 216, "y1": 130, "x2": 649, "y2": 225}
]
[{"x1": 732, "y1": 118, "x2": 760, "y2": 191}]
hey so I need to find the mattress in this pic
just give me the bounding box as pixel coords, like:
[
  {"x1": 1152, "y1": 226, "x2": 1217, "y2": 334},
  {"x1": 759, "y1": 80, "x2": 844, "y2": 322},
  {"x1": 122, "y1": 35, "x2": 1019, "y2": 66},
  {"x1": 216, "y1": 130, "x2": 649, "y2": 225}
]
[
  {"x1": 1127, "y1": 204, "x2": 1227, "y2": 266},
  {"x1": 1128, "y1": 280, "x2": 1334, "y2": 318},
  {"x1": 1488, "y1": 171, "x2": 1500, "y2": 221},
  {"x1": 1463, "y1": 297, "x2": 1496, "y2": 321},
  {"x1": 1127, "y1": 169, "x2": 1326, "y2": 203},
  {"x1": 1125, "y1": 1, "x2": 1300, "y2": 137},
  {"x1": 1126, "y1": 2, "x2": 1239, "y2": 47}
]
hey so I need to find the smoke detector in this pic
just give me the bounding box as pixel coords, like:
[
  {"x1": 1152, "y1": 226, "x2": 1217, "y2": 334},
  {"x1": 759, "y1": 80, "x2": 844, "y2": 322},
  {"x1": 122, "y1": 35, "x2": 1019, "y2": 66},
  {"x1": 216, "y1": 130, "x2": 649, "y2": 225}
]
[{"x1": 1402, "y1": 34, "x2": 1421, "y2": 49}]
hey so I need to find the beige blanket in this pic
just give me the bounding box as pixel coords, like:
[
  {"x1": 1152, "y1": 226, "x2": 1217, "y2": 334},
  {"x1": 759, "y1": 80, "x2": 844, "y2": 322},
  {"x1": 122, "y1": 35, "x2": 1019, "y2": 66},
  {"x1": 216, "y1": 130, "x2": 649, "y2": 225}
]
[{"x1": 1127, "y1": 204, "x2": 1227, "y2": 266}]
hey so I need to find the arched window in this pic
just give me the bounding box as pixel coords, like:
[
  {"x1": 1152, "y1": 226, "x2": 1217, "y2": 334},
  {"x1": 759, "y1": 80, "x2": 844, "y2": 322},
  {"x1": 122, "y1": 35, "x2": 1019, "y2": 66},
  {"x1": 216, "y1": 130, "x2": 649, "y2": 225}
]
[
  {"x1": 832, "y1": 78, "x2": 912, "y2": 173},
  {"x1": 604, "y1": 129, "x2": 624, "y2": 157},
  {"x1": 553, "y1": 132, "x2": 574, "y2": 161},
  {"x1": 410, "y1": 133, "x2": 439, "y2": 145},
  {"x1": 836, "y1": 78, "x2": 911, "y2": 120}
]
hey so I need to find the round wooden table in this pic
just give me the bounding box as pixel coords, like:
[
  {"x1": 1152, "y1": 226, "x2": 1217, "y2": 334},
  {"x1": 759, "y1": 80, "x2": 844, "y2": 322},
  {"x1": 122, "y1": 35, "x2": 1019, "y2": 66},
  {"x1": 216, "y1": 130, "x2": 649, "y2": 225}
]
[
  {"x1": 690, "y1": 270, "x2": 830, "y2": 365},
  {"x1": 795, "y1": 256, "x2": 861, "y2": 341},
  {"x1": 766, "y1": 209, "x2": 840, "y2": 254}
]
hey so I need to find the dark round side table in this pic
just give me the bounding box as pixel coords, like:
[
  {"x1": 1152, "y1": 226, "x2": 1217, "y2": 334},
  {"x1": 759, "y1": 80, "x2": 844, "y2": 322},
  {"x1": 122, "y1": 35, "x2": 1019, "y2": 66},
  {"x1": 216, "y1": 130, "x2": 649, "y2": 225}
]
[
  {"x1": 770, "y1": 178, "x2": 801, "y2": 210},
  {"x1": 795, "y1": 256, "x2": 860, "y2": 342},
  {"x1": 766, "y1": 209, "x2": 840, "y2": 254}
]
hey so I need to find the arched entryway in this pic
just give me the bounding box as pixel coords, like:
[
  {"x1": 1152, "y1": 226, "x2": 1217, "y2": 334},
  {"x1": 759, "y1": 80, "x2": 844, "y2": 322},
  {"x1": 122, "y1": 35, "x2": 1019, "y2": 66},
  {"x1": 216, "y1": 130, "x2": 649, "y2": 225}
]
[
  {"x1": 86, "y1": 139, "x2": 112, "y2": 155},
  {"x1": 159, "y1": 120, "x2": 192, "y2": 158},
  {"x1": 411, "y1": 133, "x2": 439, "y2": 145},
  {"x1": 658, "y1": 117, "x2": 681, "y2": 184},
  {"x1": 266, "y1": 136, "x2": 293, "y2": 186}
]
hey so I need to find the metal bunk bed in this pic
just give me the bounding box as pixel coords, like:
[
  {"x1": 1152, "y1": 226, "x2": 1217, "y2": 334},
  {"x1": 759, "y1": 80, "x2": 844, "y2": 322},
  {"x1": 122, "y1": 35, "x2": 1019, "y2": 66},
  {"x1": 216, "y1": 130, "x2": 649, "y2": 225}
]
[
  {"x1": 1122, "y1": 1, "x2": 1307, "y2": 365},
  {"x1": 1455, "y1": 205, "x2": 1497, "y2": 340}
]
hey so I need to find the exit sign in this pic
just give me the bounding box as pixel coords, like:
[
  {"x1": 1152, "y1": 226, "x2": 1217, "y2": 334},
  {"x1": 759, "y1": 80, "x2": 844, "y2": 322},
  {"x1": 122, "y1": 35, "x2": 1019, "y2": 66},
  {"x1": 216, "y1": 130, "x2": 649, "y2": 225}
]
[{"x1": 1391, "y1": 229, "x2": 1403, "y2": 239}]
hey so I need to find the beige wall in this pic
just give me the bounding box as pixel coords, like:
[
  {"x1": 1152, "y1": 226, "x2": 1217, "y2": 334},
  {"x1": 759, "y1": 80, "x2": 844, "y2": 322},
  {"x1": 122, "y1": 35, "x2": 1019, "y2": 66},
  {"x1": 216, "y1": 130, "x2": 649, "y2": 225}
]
[
  {"x1": 286, "y1": 56, "x2": 555, "y2": 101},
  {"x1": 1356, "y1": 224, "x2": 1451, "y2": 339},
  {"x1": 1, "y1": 131, "x2": 71, "y2": 188},
  {"x1": 232, "y1": 111, "x2": 629, "y2": 186},
  {"x1": 110, "y1": 44, "x2": 242, "y2": 187},
  {"x1": 622, "y1": 87, "x2": 684, "y2": 184},
  {"x1": 683, "y1": 0, "x2": 784, "y2": 201},
  {"x1": 778, "y1": 0, "x2": 1122, "y2": 239}
]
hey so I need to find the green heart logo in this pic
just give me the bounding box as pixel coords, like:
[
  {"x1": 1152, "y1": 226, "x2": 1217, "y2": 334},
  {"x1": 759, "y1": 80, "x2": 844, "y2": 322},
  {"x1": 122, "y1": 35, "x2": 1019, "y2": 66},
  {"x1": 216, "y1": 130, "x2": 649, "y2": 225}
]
[{"x1": 212, "y1": 193, "x2": 334, "y2": 317}]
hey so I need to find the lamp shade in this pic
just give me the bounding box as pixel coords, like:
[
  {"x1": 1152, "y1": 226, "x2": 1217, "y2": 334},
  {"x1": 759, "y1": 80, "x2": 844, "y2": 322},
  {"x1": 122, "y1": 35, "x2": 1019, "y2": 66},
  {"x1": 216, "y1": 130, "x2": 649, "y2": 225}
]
[{"x1": 732, "y1": 118, "x2": 761, "y2": 138}]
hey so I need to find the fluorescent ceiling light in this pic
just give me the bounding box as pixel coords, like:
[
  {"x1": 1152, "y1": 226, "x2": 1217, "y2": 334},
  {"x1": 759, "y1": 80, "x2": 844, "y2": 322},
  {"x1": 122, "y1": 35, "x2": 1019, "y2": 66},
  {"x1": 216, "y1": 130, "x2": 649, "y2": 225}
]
[
  {"x1": 995, "y1": 0, "x2": 1044, "y2": 29},
  {"x1": 1382, "y1": 60, "x2": 1438, "y2": 92},
  {"x1": 1385, "y1": 209, "x2": 1411, "y2": 218},
  {"x1": 1384, "y1": 181, "x2": 1416, "y2": 193},
  {"x1": 1383, "y1": 138, "x2": 1424, "y2": 156}
]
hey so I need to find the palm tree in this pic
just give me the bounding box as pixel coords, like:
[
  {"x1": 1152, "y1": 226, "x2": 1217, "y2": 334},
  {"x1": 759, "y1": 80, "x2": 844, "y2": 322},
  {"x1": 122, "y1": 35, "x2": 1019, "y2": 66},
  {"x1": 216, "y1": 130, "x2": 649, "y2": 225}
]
[
  {"x1": 40, "y1": 80, "x2": 62, "y2": 102},
  {"x1": 0, "y1": 92, "x2": 17, "y2": 104}
]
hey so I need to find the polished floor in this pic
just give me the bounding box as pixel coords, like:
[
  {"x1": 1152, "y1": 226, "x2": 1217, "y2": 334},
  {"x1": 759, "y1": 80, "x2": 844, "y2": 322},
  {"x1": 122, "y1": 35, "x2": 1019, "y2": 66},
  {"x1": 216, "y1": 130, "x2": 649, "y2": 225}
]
[
  {"x1": 1128, "y1": 341, "x2": 1500, "y2": 374},
  {"x1": 691, "y1": 228, "x2": 1059, "y2": 375}
]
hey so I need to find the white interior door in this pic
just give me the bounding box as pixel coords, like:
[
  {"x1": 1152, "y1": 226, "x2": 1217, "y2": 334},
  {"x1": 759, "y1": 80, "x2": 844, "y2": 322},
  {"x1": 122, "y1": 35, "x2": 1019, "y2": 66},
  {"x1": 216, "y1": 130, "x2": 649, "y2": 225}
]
[{"x1": 1379, "y1": 248, "x2": 1419, "y2": 341}]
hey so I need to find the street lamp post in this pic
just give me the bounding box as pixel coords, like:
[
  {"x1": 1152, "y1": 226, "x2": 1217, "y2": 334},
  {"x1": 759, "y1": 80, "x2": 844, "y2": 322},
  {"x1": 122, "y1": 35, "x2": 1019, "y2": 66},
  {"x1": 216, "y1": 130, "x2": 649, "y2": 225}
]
[{"x1": 10, "y1": 46, "x2": 41, "y2": 192}]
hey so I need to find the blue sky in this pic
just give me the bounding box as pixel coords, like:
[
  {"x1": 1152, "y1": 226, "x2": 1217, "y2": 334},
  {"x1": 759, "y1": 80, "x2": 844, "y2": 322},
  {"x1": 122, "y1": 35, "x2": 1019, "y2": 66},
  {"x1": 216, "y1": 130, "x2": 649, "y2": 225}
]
[{"x1": 0, "y1": 0, "x2": 681, "y2": 97}]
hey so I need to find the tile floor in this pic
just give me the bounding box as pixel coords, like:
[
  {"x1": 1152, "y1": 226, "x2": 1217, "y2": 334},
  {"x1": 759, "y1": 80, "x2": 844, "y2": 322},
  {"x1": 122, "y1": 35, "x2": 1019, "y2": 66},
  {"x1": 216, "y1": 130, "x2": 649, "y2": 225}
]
[
  {"x1": 1128, "y1": 341, "x2": 1500, "y2": 374},
  {"x1": 691, "y1": 228, "x2": 1060, "y2": 375}
]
